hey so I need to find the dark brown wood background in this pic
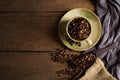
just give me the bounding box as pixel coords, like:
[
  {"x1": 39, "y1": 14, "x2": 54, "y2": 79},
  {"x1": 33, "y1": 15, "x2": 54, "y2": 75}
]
[{"x1": 0, "y1": 0, "x2": 94, "y2": 80}]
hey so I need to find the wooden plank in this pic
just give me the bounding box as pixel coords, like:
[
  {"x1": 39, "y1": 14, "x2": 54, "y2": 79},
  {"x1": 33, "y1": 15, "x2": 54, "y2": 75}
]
[
  {"x1": 0, "y1": 52, "x2": 67, "y2": 80},
  {"x1": 0, "y1": 10, "x2": 96, "y2": 51},
  {"x1": 0, "y1": 0, "x2": 94, "y2": 80},
  {"x1": 0, "y1": 0, "x2": 94, "y2": 11},
  {"x1": 0, "y1": 0, "x2": 94, "y2": 51},
  {"x1": 0, "y1": 12, "x2": 65, "y2": 51}
]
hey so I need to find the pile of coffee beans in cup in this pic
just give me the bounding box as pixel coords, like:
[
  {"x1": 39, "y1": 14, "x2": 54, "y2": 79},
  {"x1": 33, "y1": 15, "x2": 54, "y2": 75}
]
[
  {"x1": 50, "y1": 49, "x2": 96, "y2": 80},
  {"x1": 68, "y1": 17, "x2": 91, "y2": 41}
]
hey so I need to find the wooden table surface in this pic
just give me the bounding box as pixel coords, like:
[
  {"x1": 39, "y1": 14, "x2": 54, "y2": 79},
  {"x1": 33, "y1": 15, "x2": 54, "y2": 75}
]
[{"x1": 0, "y1": 0, "x2": 94, "y2": 80}]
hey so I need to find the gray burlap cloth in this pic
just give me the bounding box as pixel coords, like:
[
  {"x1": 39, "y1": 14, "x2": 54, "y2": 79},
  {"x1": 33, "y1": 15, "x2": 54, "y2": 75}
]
[{"x1": 79, "y1": 58, "x2": 116, "y2": 80}]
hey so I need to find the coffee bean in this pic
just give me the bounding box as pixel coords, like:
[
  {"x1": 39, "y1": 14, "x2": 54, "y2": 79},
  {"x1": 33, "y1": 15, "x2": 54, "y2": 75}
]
[
  {"x1": 68, "y1": 17, "x2": 91, "y2": 41},
  {"x1": 51, "y1": 49, "x2": 96, "y2": 80}
]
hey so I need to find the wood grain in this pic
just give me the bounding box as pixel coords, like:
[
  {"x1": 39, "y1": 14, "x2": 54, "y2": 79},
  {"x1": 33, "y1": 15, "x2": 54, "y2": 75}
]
[
  {"x1": 0, "y1": 0, "x2": 94, "y2": 51},
  {"x1": 0, "y1": 0, "x2": 94, "y2": 11},
  {"x1": 0, "y1": 0, "x2": 94, "y2": 80},
  {"x1": 0, "y1": 12, "x2": 65, "y2": 51},
  {"x1": 0, "y1": 52, "x2": 67, "y2": 80}
]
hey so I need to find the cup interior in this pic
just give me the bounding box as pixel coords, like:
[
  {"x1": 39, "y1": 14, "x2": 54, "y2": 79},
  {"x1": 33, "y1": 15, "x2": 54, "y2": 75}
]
[{"x1": 66, "y1": 17, "x2": 91, "y2": 42}]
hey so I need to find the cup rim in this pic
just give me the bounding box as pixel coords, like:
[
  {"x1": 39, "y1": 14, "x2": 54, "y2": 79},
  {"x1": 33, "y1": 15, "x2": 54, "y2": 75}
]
[{"x1": 66, "y1": 17, "x2": 92, "y2": 42}]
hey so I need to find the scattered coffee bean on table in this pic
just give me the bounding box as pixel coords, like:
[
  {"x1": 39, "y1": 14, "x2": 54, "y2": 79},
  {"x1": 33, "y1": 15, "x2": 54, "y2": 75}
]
[
  {"x1": 68, "y1": 17, "x2": 91, "y2": 41},
  {"x1": 68, "y1": 52, "x2": 96, "y2": 69},
  {"x1": 66, "y1": 36, "x2": 81, "y2": 47},
  {"x1": 51, "y1": 49, "x2": 78, "y2": 63},
  {"x1": 50, "y1": 49, "x2": 96, "y2": 80}
]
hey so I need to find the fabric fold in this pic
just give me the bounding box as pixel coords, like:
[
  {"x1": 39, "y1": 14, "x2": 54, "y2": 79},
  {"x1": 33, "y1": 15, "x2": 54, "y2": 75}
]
[{"x1": 94, "y1": 0, "x2": 120, "y2": 79}]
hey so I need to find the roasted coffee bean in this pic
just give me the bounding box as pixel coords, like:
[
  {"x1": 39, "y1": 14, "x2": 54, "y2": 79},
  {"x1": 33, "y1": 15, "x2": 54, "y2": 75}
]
[
  {"x1": 75, "y1": 42, "x2": 81, "y2": 47},
  {"x1": 66, "y1": 36, "x2": 81, "y2": 47},
  {"x1": 66, "y1": 36, "x2": 74, "y2": 46},
  {"x1": 51, "y1": 49, "x2": 79, "y2": 63},
  {"x1": 69, "y1": 52, "x2": 96, "y2": 68},
  {"x1": 51, "y1": 49, "x2": 96, "y2": 80},
  {"x1": 68, "y1": 17, "x2": 91, "y2": 41}
]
